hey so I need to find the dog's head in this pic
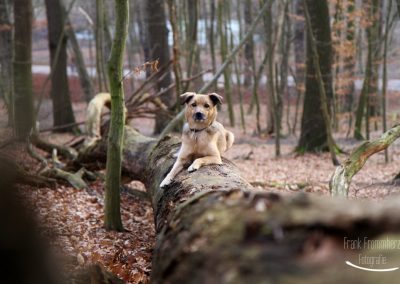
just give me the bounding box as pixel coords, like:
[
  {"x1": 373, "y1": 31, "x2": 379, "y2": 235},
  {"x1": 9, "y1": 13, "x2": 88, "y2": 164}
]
[{"x1": 180, "y1": 92, "x2": 223, "y2": 129}]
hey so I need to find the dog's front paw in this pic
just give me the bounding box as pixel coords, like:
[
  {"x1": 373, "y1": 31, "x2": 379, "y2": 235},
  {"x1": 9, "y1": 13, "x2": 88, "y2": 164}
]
[
  {"x1": 188, "y1": 163, "x2": 200, "y2": 173},
  {"x1": 160, "y1": 177, "x2": 172, "y2": 188}
]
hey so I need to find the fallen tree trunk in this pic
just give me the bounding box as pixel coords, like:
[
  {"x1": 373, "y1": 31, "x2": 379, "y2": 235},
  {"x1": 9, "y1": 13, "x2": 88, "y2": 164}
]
[{"x1": 79, "y1": 123, "x2": 400, "y2": 283}]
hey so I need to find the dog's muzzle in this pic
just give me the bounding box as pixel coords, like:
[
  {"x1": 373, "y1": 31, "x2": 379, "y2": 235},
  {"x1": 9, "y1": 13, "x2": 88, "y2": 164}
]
[{"x1": 194, "y1": 112, "x2": 205, "y2": 121}]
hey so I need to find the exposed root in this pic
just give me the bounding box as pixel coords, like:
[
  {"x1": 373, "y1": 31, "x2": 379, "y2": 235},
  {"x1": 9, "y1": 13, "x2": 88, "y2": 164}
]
[
  {"x1": 31, "y1": 134, "x2": 78, "y2": 160},
  {"x1": 42, "y1": 167, "x2": 88, "y2": 189}
]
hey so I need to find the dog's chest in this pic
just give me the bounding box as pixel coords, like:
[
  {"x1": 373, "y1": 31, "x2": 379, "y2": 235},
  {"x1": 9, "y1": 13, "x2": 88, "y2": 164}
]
[{"x1": 184, "y1": 131, "x2": 215, "y2": 153}]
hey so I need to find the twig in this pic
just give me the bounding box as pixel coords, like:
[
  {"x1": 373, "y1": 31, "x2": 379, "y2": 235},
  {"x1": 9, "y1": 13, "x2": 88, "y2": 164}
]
[
  {"x1": 126, "y1": 60, "x2": 172, "y2": 104},
  {"x1": 121, "y1": 59, "x2": 159, "y2": 82}
]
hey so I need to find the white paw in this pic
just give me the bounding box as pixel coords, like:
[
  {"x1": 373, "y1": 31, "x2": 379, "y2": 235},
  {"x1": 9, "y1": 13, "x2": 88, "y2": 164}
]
[
  {"x1": 160, "y1": 177, "x2": 172, "y2": 188},
  {"x1": 188, "y1": 163, "x2": 199, "y2": 173}
]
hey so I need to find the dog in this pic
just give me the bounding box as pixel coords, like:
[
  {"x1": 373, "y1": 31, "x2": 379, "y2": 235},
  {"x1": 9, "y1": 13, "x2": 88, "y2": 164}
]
[{"x1": 160, "y1": 92, "x2": 235, "y2": 188}]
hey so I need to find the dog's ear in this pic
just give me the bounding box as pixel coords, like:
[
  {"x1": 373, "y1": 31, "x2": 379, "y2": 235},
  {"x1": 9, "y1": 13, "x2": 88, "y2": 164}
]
[
  {"x1": 180, "y1": 92, "x2": 196, "y2": 105},
  {"x1": 208, "y1": 93, "x2": 223, "y2": 106}
]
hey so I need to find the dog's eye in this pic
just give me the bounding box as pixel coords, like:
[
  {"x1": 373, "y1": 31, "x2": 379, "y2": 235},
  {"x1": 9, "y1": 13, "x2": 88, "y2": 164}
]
[
  {"x1": 191, "y1": 103, "x2": 197, "y2": 107},
  {"x1": 204, "y1": 104, "x2": 210, "y2": 108}
]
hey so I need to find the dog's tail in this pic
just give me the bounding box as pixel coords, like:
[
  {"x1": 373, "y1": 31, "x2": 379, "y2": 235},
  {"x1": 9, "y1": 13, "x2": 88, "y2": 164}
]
[{"x1": 226, "y1": 131, "x2": 235, "y2": 150}]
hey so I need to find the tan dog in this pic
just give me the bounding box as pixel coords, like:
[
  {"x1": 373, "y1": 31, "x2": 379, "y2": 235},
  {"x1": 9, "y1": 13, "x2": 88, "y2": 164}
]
[{"x1": 160, "y1": 92, "x2": 235, "y2": 188}]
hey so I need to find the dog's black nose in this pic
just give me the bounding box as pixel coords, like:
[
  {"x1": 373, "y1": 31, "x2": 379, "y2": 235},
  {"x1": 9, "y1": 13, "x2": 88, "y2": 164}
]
[{"x1": 195, "y1": 112, "x2": 204, "y2": 120}]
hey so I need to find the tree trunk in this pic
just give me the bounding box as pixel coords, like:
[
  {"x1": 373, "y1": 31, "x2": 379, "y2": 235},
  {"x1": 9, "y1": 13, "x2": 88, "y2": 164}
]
[
  {"x1": 218, "y1": 0, "x2": 235, "y2": 127},
  {"x1": 185, "y1": 0, "x2": 203, "y2": 90},
  {"x1": 282, "y1": 3, "x2": 291, "y2": 134},
  {"x1": 64, "y1": 12, "x2": 95, "y2": 103},
  {"x1": 243, "y1": 0, "x2": 254, "y2": 87},
  {"x1": 45, "y1": 0, "x2": 76, "y2": 132},
  {"x1": 167, "y1": 0, "x2": 183, "y2": 102},
  {"x1": 267, "y1": 0, "x2": 286, "y2": 156},
  {"x1": 367, "y1": 0, "x2": 382, "y2": 125},
  {"x1": 13, "y1": 0, "x2": 35, "y2": 139},
  {"x1": 263, "y1": 0, "x2": 274, "y2": 135},
  {"x1": 146, "y1": 0, "x2": 174, "y2": 134},
  {"x1": 297, "y1": 0, "x2": 334, "y2": 152},
  {"x1": 302, "y1": 0, "x2": 338, "y2": 165},
  {"x1": 381, "y1": 0, "x2": 395, "y2": 163},
  {"x1": 95, "y1": 0, "x2": 109, "y2": 92},
  {"x1": 104, "y1": 0, "x2": 129, "y2": 231},
  {"x1": 0, "y1": 0, "x2": 13, "y2": 125},
  {"x1": 292, "y1": 0, "x2": 305, "y2": 134},
  {"x1": 135, "y1": 0, "x2": 150, "y2": 68},
  {"x1": 342, "y1": 0, "x2": 356, "y2": 113},
  {"x1": 354, "y1": 0, "x2": 376, "y2": 140},
  {"x1": 79, "y1": 111, "x2": 400, "y2": 283},
  {"x1": 207, "y1": 0, "x2": 217, "y2": 90}
]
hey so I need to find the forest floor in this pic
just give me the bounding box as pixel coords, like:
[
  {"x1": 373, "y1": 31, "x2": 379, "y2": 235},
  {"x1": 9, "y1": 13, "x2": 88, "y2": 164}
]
[{"x1": 3, "y1": 94, "x2": 400, "y2": 283}]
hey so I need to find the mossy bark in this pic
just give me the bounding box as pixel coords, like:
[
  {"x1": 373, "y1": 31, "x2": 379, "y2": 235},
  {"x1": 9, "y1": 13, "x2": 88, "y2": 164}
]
[
  {"x1": 330, "y1": 124, "x2": 400, "y2": 197},
  {"x1": 104, "y1": 0, "x2": 129, "y2": 231}
]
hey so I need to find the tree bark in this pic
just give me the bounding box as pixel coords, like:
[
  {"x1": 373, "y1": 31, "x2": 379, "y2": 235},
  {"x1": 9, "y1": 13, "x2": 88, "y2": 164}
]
[
  {"x1": 103, "y1": 0, "x2": 129, "y2": 231},
  {"x1": 45, "y1": 0, "x2": 76, "y2": 132},
  {"x1": 243, "y1": 0, "x2": 254, "y2": 87},
  {"x1": 185, "y1": 0, "x2": 203, "y2": 90},
  {"x1": 303, "y1": 0, "x2": 338, "y2": 165},
  {"x1": 354, "y1": 0, "x2": 380, "y2": 140},
  {"x1": 217, "y1": 0, "x2": 235, "y2": 127},
  {"x1": 146, "y1": 0, "x2": 174, "y2": 134},
  {"x1": 64, "y1": 12, "x2": 95, "y2": 103},
  {"x1": 95, "y1": 0, "x2": 109, "y2": 92},
  {"x1": 79, "y1": 111, "x2": 400, "y2": 283},
  {"x1": 13, "y1": 0, "x2": 35, "y2": 139},
  {"x1": 297, "y1": 0, "x2": 334, "y2": 152},
  {"x1": 292, "y1": 0, "x2": 305, "y2": 134},
  {"x1": 207, "y1": 0, "x2": 217, "y2": 90},
  {"x1": 342, "y1": 0, "x2": 356, "y2": 113},
  {"x1": 167, "y1": 0, "x2": 183, "y2": 101},
  {"x1": 381, "y1": 0, "x2": 395, "y2": 163},
  {"x1": 267, "y1": 0, "x2": 286, "y2": 156}
]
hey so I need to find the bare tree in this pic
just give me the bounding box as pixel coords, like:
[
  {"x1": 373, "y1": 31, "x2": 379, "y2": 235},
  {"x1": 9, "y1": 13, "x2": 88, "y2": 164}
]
[
  {"x1": 45, "y1": 0, "x2": 76, "y2": 131},
  {"x1": 104, "y1": 0, "x2": 129, "y2": 231},
  {"x1": 297, "y1": 0, "x2": 335, "y2": 152},
  {"x1": 243, "y1": 0, "x2": 254, "y2": 87},
  {"x1": 64, "y1": 10, "x2": 95, "y2": 103},
  {"x1": 146, "y1": 0, "x2": 174, "y2": 134},
  {"x1": 354, "y1": 0, "x2": 380, "y2": 140},
  {"x1": 13, "y1": 0, "x2": 34, "y2": 139},
  {"x1": 95, "y1": 0, "x2": 109, "y2": 92}
]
